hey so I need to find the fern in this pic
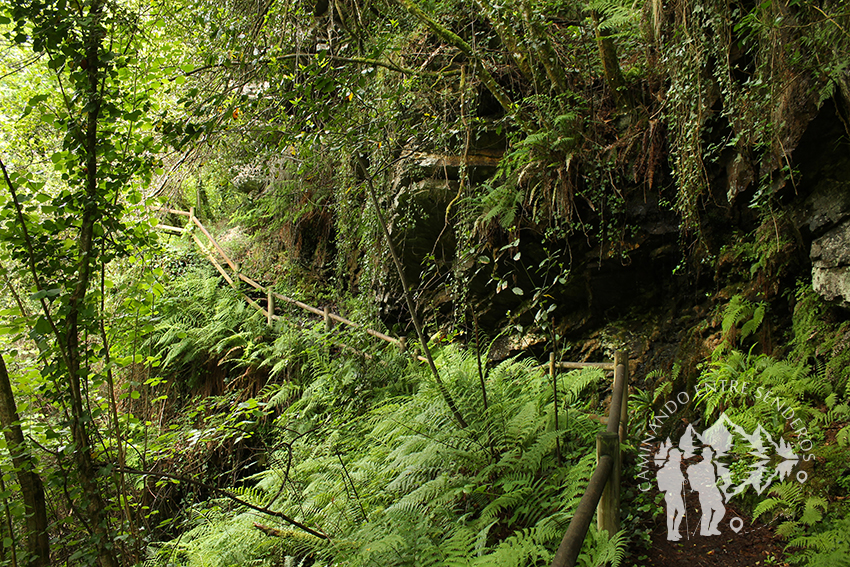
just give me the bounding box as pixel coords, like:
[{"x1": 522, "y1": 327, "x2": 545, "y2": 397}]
[
  {"x1": 787, "y1": 517, "x2": 850, "y2": 567},
  {"x1": 151, "y1": 346, "x2": 618, "y2": 566},
  {"x1": 720, "y1": 294, "x2": 766, "y2": 348},
  {"x1": 586, "y1": 0, "x2": 638, "y2": 32}
]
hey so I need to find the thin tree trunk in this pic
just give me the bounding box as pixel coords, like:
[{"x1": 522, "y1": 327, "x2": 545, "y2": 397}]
[
  {"x1": 591, "y1": 11, "x2": 631, "y2": 111},
  {"x1": 359, "y1": 161, "x2": 468, "y2": 429},
  {"x1": 0, "y1": 355, "x2": 49, "y2": 567},
  {"x1": 471, "y1": 0, "x2": 533, "y2": 81},
  {"x1": 518, "y1": 0, "x2": 567, "y2": 95},
  {"x1": 1, "y1": 2, "x2": 117, "y2": 564},
  {"x1": 395, "y1": 0, "x2": 533, "y2": 132},
  {"x1": 0, "y1": 474, "x2": 17, "y2": 567},
  {"x1": 62, "y1": 1, "x2": 120, "y2": 564}
]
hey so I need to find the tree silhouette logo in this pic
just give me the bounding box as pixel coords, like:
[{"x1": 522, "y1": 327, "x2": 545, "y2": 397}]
[{"x1": 652, "y1": 412, "x2": 807, "y2": 541}]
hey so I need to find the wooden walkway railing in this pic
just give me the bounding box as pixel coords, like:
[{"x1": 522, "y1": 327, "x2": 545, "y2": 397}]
[
  {"x1": 551, "y1": 350, "x2": 629, "y2": 567},
  {"x1": 152, "y1": 206, "x2": 410, "y2": 356}
]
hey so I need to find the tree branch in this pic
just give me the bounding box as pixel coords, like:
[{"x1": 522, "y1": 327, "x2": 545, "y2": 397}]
[
  {"x1": 184, "y1": 54, "x2": 459, "y2": 78},
  {"x1": 117, "y1": 467, "x2": 330, "y2": 540},
  {"x1": 393, "y1": 0, "x2": 533, "y2": 131},
  {"x1": 0, "y1": 157, "x2": 72, "y2": 374},
  {"x1": 358, "y1": 161, "x2": 469, "y2": 429}
]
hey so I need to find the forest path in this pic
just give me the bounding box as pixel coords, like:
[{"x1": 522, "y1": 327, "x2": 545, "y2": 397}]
[{"x1": 641, "y1": 490, "x2": 789, "y2": 566}]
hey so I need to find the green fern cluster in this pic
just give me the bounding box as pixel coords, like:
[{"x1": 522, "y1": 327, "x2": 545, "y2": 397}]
[
  {"x1": 754, "y1": 482, "x2": 850, "y2": 567},
  {"x1": 695, "y1": 349, "x2": 828, "y2": 434},
  {"x1": 693, "y1": 290, "x2": 850, "y2": 565},
  {"x1": 149, "y1": 268, "x2": 271, "y2": 376},
  {"x1": 149, "y1": 347, "x2": 627, "y2": 566},
  {"x1": 790, "y1": 283, "x2": 850, "y2": 400},
  {"x1": 719, "y1": 295, "x2": 765, "y2": 350}
]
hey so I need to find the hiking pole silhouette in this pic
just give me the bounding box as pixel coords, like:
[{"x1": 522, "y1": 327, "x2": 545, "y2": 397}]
[{"x1": 683, "y1": 478, "x2": 689, "y2": 540}]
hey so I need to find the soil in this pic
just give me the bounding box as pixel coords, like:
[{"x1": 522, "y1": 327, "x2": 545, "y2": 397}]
[{"x1": 636, "y1": 490, "x2": 790, "y2": 567}]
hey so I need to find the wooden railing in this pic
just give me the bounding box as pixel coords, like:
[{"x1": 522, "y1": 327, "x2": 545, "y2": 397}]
[
  {"x1": 551, "y1": 350, "x2": 629, "y2": 567},
  {"x1": 151, "y1": 206, "x2": 410, "y2": 356}
]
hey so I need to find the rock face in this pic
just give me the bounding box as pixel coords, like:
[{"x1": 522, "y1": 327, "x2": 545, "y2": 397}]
[
  {"x1": 811, "y1": 226, "x2": 850, "y2": 308},
  {"x1": 792, "y1": 101, "x2": 850, "y2": 309},
  {"x1": 797, "y1": 179, "x2": 850, "y2": 236}
]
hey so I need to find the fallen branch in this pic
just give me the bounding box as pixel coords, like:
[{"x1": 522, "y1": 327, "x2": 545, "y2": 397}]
[{"x1": 117, "y1": 466, "x2": 329, "y2": 540}]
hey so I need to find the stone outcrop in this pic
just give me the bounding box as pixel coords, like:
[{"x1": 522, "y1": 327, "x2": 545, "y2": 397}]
[
  {"x1": 791, "y1": 101, "x2": 850, "y2": 309},
  {"x1": 811, "y1": 225, "x2": 850, "y2": 309}
]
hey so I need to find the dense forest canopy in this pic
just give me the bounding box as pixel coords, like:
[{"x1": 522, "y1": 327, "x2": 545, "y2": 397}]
[{"x1": 0, "y1": 0, "x2": 849, "y2": 565}]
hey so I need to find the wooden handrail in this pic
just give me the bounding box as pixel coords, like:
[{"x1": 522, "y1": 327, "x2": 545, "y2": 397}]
[
  {"x1": 271, "y1": 291, "x2": 326, "y2": 318},
  {"x1": 551, "y1": 452, "x2": 615, "y2": 567},
  {"x1": 191, "y1": 215, "x2": 238, "y2": 272},
  {"x1": 557, "y1": 361, "x2": 615, "y2": 371},
  {"x1": 150, "y1": 205, "x2": 191, "y2": 216},
  {"x1": 191, "y1": 234, "x2": 236, "y2": 287},
  {"x1": 238, "y1": 273, "x2": 264, "y2": 291},
  {"x1": 150, "y1": 205, "x2": 408, "y2": 352},
  {"x1": 538, "y1": 360, "x2": 619, "y2": 371},
  {"x1": 551, "y1": 350, "x2": 629, "y2": 567},
  {"x1": 158, "y1": 224, "x2": 186, "y2": 233}
]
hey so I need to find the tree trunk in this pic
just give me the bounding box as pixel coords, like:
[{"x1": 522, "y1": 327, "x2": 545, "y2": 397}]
[
  {"x1": 0, "y1": 355, "x2": 50, "y2": 567},
  {"x1": 518, "y1": 0, "x2": 567, "y2": 95},
  {"x1": 591, "y1": 11, "x2": 631, "y2": 111},
  {"x1": 62, "y1": 1, "x2": 121, "y2": 564},
  {"x1": 395, "y1": 0, "x2": 533, "y2": 132}
]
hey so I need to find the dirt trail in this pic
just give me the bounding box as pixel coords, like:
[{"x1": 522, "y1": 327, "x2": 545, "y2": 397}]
[{"x1": 641, "y1": 492, "x2": 789, "y2": 567}]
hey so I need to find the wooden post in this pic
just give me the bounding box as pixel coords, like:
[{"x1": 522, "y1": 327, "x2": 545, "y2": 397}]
[
  {"x1": 615, "y1": 350, "x2": 629, "y2": 445},
  {"x1": 188, "y1": 206, "x2": 195, "y2": 227},
  {"x1": 267, "y1": 289, "x2": 274, "y2": 326},
  {"x1": 551, "y1": 352, "x2": 561, "y2": 465},
  {"x1": 323, "y1": 306, "x2": 333, "y2": 332},
  {"x1": 398, "y1": 336, "x2": 407, "y2": 353},
  {"x1": 596, "y1": 431, "x2": 620, "y2": 536}
]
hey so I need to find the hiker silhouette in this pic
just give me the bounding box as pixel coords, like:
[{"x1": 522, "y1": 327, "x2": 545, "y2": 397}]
[
  {"x1": 687, "y1": 446, "x2": 726, "y2": 536},
  {"x1": 657, "y1": 448, "x2": 686, "y2": 541}
]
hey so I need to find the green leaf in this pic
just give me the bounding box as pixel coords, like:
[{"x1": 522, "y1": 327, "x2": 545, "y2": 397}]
[
  {"x1": 30, "y1": 288, "x2": 60, "y2": 300},
  {"x1": 27, "y1": 93, "x2": 49, "y2": 107},
  {"x1": 33, "y1": 316, "x2": 51, "y2": 335},
  {"x1": 511, "y1": 287, "x2": 524, "y2": 296}
]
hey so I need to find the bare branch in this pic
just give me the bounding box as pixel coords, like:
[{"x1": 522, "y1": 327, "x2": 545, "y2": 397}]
[{"x1": 117, "y1": 466, "x2": 330, "y2": 540}]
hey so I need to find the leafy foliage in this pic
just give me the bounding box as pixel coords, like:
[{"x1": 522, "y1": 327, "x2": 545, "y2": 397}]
[
  {"x1": 693, "y1": 292, "x2": 850, "y2": 564},
  {"x1": 145, "y1": 343, "x2": 625, "y2": 566}
]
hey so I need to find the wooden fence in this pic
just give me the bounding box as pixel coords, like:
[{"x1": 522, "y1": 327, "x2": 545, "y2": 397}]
[
  {"x1": 152, "y1": 206, "x2": 412, "y2": 357},
  {"x1": 154, "y1": 206, "x2": 631, "y2": 564},
  {"x1": 551, "y1": 350, "x2": 629, "y2": 567}
]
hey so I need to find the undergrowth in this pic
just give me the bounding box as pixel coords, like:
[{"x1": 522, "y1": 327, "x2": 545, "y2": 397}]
[{"x1": 144, "y1": 322, "x2": 628, "y2": 566}]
